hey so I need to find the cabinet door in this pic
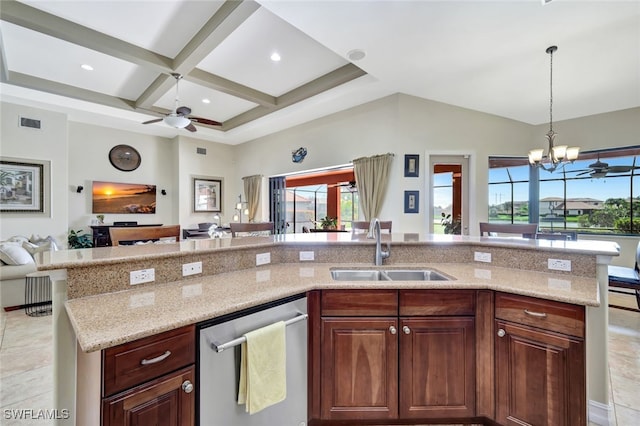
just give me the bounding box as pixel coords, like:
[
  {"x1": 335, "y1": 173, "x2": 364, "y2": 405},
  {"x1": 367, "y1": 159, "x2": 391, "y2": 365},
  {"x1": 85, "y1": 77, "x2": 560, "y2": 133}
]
[
  {"x1": 399, "y1": 317, "x2": 475, "y2": 418},
  {"x1": 495, "y1": 320, "x2": 585, "y2": 426},
  {"x1": 321, "y1": 317, "x2": 398, "y2": 420},
  {"x1": 103, "y1": 366, "x2": 194, "y2": 426}
]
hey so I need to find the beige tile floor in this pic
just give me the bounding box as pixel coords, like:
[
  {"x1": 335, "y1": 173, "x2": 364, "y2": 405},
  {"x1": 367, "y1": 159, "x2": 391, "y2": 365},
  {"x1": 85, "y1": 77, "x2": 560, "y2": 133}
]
[{"x1": 0, "y1": 296, "x2": 638, "y2": 425}]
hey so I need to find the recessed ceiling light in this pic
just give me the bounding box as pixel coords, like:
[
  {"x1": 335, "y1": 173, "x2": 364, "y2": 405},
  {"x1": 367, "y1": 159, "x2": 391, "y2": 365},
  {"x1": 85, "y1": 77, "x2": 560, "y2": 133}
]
[
  {"x1": 347, "y1": 49, "x2": 366, "y2": 61},
  {"x1": 202, "y1": 98, "x2": 210, "y2": 104},
  {"x1": 81, "y1": 64, "x2": 94, "y2": 71},
  {"x1": 270, "y1": 52, "x2": 281, "y2": 62}
]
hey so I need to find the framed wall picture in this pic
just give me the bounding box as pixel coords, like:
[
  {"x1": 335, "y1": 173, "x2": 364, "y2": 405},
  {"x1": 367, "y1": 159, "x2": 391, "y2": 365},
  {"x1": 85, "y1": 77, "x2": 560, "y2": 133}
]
[
  {"x1": 404, "y1": 190, "x2": 419, "y2": 214},
  {"x1": 404, "y1": 154, "x2": 419, "y2": 177},
  {"x1": 194, "y1": 178, "x2": 222, "y2": 212},
  {"x1": 0, "y1": 160, "x2": 44, "y2": 212}
]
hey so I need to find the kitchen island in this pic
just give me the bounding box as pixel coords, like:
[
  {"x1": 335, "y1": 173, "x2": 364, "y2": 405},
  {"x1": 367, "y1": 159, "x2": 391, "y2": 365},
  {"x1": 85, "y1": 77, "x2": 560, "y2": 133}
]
[{"x1": 36, "y1": 233, "x2": 618, "y2": 425}]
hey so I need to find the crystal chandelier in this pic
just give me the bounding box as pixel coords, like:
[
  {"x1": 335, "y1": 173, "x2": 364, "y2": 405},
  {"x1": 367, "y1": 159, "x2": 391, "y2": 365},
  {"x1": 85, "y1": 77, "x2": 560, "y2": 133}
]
[{"x1": 528, "y1": 45, "x2": 579, "y2": 172}]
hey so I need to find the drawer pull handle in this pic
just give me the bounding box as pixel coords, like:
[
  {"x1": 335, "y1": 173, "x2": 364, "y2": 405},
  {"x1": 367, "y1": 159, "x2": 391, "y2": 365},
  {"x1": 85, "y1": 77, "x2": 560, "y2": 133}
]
[
  {"x1": 524, "y1": 309, "x2": 547, "y2": 318},
  {"x1": 140, "y1": 350, "x2": 172, "y2": 365},
  {"x1": 497, "y1": 328, "x2": 506, "y2": 338},
  {"x1": 403, "y1": 326, "x2": 411, "y2": 335},
  {"x1": 389, "y1": 326, "x2": 397, "y2": 335}
]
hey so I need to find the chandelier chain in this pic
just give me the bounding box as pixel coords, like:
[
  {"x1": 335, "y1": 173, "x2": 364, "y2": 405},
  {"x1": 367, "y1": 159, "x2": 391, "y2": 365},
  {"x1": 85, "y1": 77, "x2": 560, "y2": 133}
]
[{"x1": 549, "y1": 48, "x2": 554, "y2": 133}]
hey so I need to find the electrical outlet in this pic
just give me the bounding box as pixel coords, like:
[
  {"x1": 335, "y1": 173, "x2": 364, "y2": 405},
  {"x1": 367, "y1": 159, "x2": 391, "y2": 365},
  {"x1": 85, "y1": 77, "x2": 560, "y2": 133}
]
[
  {"x1": 299, "y1": 251, "x2": 315, "y2": 261},
  {"x1": 548, "y1": 258, "x2": 571, "y2": 272},
  {"x1": 256, "y1": 252, "x2": 271, "y2": 266},
  {"x1": 182, "y1": 261, "x2": 202, "y2": 276},
  {"x1": 130, "y1": 268, "x2": 155, "y2": 285},
  {"x1": 474, "y1": 251, "x2": 492, "y2": 263}
]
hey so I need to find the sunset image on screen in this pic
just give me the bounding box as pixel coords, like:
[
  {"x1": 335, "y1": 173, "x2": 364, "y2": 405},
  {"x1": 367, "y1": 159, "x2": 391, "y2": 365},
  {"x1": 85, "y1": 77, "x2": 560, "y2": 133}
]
[{"x1": 92, "y1": 181, "x2": 156, "y2": 214}]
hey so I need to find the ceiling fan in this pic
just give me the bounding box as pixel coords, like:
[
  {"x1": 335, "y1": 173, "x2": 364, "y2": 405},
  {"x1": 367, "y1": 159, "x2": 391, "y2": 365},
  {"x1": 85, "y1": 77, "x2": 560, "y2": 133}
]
[
  {"x1": 573, "y1": 155, "x2": 640, "y2": 178},
  {"x1": 329, "y1": 181, "x2": 357, "y2": 191},
  {"x1": 142, "y1": 73, "x2": 221, "y2": 132}
]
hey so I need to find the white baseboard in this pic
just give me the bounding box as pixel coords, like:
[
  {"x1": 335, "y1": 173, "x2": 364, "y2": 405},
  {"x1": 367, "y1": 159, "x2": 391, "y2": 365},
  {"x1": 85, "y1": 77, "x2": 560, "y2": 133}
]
[{"x1": 589, "y1": 399, "x2": 613, "y2": 425}]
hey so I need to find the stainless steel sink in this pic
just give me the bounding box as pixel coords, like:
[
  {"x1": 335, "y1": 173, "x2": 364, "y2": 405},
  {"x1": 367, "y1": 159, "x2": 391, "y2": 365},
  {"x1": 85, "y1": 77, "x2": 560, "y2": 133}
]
[
  {"x1": 330, "y1": 269, "x2": 450, "y2": 281},
  {"x1": 330, "y1": 270, "x2": 388, "y2": 281},
  {"x1": 383, "y1": 269, "x2": 450, "y2": 281}
]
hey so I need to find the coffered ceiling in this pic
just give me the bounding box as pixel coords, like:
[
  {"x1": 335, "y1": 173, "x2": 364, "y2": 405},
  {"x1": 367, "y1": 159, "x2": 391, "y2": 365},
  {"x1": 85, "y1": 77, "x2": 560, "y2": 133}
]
[{"x1": 1, "y1": 0, "x2": 638, "y2": 145}]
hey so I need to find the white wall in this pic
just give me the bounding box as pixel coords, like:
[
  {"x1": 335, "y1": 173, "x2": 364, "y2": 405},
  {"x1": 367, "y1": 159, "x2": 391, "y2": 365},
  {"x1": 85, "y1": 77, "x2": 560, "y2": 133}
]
[
  {"x1": 175, "y1": 135, "x2": 237, "y2": 228},
  {"x1": 67, "y1": 122, "x2": 176, "y2": 233},
  {"x1": 2, "y1": 98, "x2": 637, "y2": 250},
  {"x1": 234, "y1": 96, "x2": 639, "y2": 238},
  {"x1": 0, "y1": 102, "x2": 68, "y2": 244}
]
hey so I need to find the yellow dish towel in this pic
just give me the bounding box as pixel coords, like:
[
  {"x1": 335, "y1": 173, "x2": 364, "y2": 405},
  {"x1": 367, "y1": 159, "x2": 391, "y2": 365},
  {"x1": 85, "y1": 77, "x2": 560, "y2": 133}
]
[{"x1": 238, "y1": 320, "x2": 286, "y2": 414}]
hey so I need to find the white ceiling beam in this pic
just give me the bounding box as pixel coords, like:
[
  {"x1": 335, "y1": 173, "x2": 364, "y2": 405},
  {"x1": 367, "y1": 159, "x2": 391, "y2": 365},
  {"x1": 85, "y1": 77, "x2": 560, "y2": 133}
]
[
  {"x1": 186, "y1": 68, "x2": 275, "y2": 107},
  {"x1": 0, "y1": 0, "x2": 173, "y2": 73},
  {"x1": 136, "y1": 0, "x2": 261, "y2": 108},
  {"x1": 224, "y1": 64, "x2": 367, "y2": 130},
  {"x1": 5, "y1": 71, "x2": 136, "y2": 110}
]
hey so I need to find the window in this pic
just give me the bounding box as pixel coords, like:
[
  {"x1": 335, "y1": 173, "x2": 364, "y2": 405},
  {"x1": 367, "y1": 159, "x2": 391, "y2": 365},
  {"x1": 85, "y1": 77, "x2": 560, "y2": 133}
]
[
  {"x1": 488, "y1": 158, "x2": 530, "y2": 224},
  {"x1": 285, "y1": 185, "x2": 327, "y2": 233},
  {"x1": 489, "y1": 146, "x2": 640, "y2": 235},
  {"x1": 433, "y1": 171, "x2": 454, "y2": 233},
  {"x1": 279, "y1": 167, "x2": 356, "y2": 233}
]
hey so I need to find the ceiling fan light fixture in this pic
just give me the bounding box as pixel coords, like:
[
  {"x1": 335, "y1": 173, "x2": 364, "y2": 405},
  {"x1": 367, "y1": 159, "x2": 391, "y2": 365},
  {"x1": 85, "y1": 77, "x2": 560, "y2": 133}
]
[
  {"x1": 163, "y1": 115, "x2": 190, "y2": 128},
  {"x1": 527, "y1": 45, "x2": 580, "y2": 172}
]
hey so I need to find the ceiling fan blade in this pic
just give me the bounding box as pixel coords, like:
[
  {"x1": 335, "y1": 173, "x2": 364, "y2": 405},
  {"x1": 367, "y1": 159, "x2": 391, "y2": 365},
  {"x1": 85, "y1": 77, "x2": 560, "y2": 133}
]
[
  {"x1": 575, "y1": 170, "x2": 593, "y2": 176},
  {"x1": 189, "y1": 116, "x2": 222, "y2": 126},
  {"x1": 142, "y1": 118, "x2": 163, "y2": 125},
  {"x1": 606, "y1": 165, "x2": 632, "y2": 173},
  {"x1": 184, "y1": 123, "x2": 197, "y2": 132},
  {"x1": 176, "y1": 106, "x2": 191, "y2": 116}
]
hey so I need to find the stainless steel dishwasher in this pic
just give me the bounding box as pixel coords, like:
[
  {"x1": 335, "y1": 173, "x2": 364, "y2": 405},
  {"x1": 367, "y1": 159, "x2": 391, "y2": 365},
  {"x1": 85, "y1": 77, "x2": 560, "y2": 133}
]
[{"x1": 197, "y1": 294, "x2": 308, "y2": 426}]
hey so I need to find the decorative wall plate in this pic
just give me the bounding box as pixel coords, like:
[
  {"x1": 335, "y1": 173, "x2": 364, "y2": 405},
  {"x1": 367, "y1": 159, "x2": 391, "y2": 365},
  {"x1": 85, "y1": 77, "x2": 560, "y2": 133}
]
[{"x1": 109, "y1": 144, "x2": 141, "y2": 171}]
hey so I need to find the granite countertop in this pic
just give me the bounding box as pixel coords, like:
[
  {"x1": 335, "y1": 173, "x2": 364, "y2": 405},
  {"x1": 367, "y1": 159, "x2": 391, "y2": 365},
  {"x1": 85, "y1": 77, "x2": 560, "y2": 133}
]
[
  {"x1": 66, "y1": 262, "x2": 600, "y2": 353},
  {"x1": 37, "y1": 233, "x2": 620, "y2": 270}
]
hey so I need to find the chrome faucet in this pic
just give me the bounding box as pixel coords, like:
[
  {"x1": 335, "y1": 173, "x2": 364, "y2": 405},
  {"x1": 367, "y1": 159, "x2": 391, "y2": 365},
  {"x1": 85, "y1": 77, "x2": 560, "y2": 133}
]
[{"x1": 370, "y1": 218, "x2": 390, "y2": 265}]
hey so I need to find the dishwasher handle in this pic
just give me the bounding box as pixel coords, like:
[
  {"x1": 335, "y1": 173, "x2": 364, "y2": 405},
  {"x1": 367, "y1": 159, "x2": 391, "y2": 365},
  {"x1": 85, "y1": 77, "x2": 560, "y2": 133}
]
[{"x1": 210, "y1": 313, "x2": 308, "y2": 353}]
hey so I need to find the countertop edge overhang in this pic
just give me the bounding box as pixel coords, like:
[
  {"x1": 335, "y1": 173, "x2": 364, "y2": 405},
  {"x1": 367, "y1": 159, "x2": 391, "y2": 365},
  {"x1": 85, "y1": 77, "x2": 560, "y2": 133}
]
[{"x1": 65, "y1": 261, "x2": 602, "y2": 353}]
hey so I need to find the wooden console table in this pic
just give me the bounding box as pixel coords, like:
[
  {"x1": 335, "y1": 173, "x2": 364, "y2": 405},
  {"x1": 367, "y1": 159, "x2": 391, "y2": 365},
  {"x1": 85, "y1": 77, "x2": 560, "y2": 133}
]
[{"x1": 91, "y1": 224, "x2": 162, "y2": 247}]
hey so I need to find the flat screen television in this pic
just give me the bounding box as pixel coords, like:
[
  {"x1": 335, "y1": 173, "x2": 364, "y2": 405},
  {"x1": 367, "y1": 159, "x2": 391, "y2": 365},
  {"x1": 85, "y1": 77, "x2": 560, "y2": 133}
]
[{"x1": 92, "y1": 181, "x2": 156, "y2": 214}]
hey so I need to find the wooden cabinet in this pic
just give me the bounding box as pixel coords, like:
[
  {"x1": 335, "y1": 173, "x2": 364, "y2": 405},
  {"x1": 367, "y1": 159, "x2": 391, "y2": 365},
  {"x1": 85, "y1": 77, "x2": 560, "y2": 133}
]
[
  {"x1": 102, "y1": 366, "x2": 194, "y2": 426},
  {"x1": 321, "y1": 317, "x2": 398, "y2": 419},
  {"x1": 101, "y1": 325, "x2": 195, "y2": 426},
  {"x1": 316, "y1": 289, "x2": 476, "y2": 422},
  {"x1": 399, "y1": 317, "x2": 475, "y2": 418},
  {"x1": 494, "y1": 292, "x2": 585, "y2": 426}
]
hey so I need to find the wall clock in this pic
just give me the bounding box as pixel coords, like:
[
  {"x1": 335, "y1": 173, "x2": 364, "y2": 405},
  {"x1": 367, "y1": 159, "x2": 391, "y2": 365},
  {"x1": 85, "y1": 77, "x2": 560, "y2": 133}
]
[{"x1": 108, "y1": 144, "x2": 141, "y2": 172}]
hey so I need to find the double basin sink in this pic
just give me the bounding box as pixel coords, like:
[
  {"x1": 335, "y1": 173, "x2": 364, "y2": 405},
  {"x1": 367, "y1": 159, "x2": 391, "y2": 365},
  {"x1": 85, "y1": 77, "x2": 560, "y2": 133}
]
[{"x1": 331, "y1": 268, "x2": 450, "y2": 281}]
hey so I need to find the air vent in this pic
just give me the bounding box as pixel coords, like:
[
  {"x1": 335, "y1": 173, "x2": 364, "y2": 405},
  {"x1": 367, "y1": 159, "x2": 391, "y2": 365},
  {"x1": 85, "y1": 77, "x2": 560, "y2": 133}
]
[
  {"x1": 196, "y1": 147, "x2": 207, "y2": 155},
  {"x1": 19, "y1": 116, "x2": 41, "y2": 129}
]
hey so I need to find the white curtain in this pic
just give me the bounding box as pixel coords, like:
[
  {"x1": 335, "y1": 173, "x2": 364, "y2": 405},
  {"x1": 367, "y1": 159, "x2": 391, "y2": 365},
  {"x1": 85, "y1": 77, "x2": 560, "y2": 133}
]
[
  {"x1": 243, "y1": 175, "x2": 262, "y2": 222},
  {"x1": 353, "y1": 153, "x2": 394, "y2": 221}
]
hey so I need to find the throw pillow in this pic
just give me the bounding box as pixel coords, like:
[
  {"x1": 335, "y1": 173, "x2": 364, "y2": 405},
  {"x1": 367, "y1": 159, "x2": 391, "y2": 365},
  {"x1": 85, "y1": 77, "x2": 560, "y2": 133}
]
[
  {"x1": 22, "y1": 241, "x2": 52, "y2": 255},
  {"x1": 0, "y1": 244, "x2": 35, "y2": 265}
]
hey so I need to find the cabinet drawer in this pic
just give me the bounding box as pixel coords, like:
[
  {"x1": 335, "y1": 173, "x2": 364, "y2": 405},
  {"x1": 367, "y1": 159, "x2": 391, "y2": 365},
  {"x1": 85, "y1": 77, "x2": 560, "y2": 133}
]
[
  {"x1": 321, "y1": 290, "x2": 397, "y2": 316},
  {"x1": 103, "y1": 325, "x2": 195, "y2": 396},
  {"x1": 495, "y1": 292, "x2": 584, "y2": 337},
  {"x1": 399, "y1": 290, "x2": 475, "y2": 316}
]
